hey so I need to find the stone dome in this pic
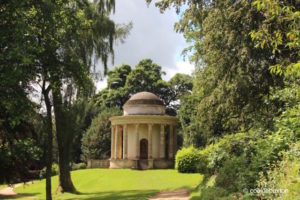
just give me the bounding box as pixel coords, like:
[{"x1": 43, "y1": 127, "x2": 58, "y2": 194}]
[{"x1": 123, "y1": 92, "x2": 166, "y2": 115}]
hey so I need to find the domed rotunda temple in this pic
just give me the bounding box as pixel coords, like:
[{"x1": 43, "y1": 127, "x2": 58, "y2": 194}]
[{"x1": 109, "y1": 91, "x2": 178, "y2": 169}]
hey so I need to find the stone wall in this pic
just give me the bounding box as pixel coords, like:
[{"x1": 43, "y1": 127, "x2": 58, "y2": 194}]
[{"x1": 87, "y1": 159, "x2": 110, "y2": 168}]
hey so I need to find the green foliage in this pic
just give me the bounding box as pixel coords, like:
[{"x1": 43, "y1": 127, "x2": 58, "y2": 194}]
[
  {"x1": 95, "y1": 59, "x2": 193, "y2": 115},
  {"x1": 256, "y1": 142, "x2": 300, "y2": 200},
  {"x1": 0, "y1": 0, "x2": 130, "y2": 192},
  {"x1": 250, "y1": 0, "x2": 300, "y2": 78},
  {"x1": 175, "y1": 146, "x2": 201, "y2": 173},
  {"x1": 154, "y1": 0, "x2": 284, "y2": 147},
  {"x1": 0, "y1": 138, "x2": 42, "y2": 183},
  {"x1": 66, "y1": 98, "x2": 101, "y2": 162},
  {"x1": 178, "y1": 99, "x2": 299, "y2": 198},
  {"x1": 150, "y1": 0, "x2": 299, "y2": 198},
  {"x1": 107, "y1": 64, "x2": 132, "y2": 89},
  {"x1": 200, "y1": 187, "x2": 229, "y2": 200},
  {"x1": 40, "y1": 164, "x2": 59, "y2": 179},
  {"x1": 81, "y1": 108, "x2": 121, "y2": 160},
  {"x1": 125, "y1": 59, "x2": 168, "y2": 97},
  {"x1": 166, "y1": 73, "x2": 193, "y2": 114},
  {"x1": 215, "y1": 156, "x2": 250, "y2": 193},
  {"x1": 0, "y1": 0, "x2": 40, "y2": 128}
]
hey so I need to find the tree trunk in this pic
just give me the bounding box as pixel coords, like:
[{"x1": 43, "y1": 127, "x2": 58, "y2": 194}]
[
  {"x1": 43, "y1": 85, "x2": 53, "y2": 200},
  {"x1": 51, "y1": 85, "x2": 76, "y2": 193}
]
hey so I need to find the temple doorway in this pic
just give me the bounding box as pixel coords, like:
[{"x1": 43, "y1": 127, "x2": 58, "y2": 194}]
[{"x1": 140, "y1": 139, "x2": 148, "y2": 159}]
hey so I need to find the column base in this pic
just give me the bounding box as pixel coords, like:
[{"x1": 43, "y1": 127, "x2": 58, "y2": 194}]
[
  {"x1": 153, "y1": 159, "x2": 174, "y2": 169},
  {"x1": 109, "y1": 159, "x2": 138, "y2": 169},
  {"x1": 109, "y1": 158, "x2": 174, "y2": 169}
]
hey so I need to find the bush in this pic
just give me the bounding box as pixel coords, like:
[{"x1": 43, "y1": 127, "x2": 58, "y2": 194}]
[
  {"x1": 39, "y1": 163, "x2": 59, "y2": 179},
  {"x1": 215, "y1": 155, "x2": 252, "y2": 193},
  {"x1": 71, "y1": 162, "x2": 87, "y2": 171},
  {"x1": 256, "y1": 142, "x2": 300, "y2": 200},
  {"x1": 200, "y1": 187, "x2": 229, "y2": 200},
  {"x1": 175, "y1": 146, "x2": 201, "y2": 173}
]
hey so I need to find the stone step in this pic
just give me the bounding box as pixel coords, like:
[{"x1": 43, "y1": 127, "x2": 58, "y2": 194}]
[{"x1": 139, "y1": 159, "x2": 148, "y2": 170}]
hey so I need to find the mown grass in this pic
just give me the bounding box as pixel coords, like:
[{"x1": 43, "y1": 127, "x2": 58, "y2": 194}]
[
  {"x1": 12, "y1": 169, "x2": 203, "y2": 200},
  {"x1": 0, "y1": 184, "x2": 7, "y2": 190}
]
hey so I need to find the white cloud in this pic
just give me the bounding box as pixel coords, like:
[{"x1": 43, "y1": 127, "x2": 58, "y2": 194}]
[
  {"x1": 96, "y1": 77, "x2": 108, "y2": 92},
  {"x1": 163, "y1": 61, "x2": 194, "y2": 80},
  {"x1": 95, "y1": 0, "x2": 195, "y2": 91}
]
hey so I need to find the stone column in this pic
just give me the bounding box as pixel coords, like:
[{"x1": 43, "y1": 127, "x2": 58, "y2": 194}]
[
  {"x1": 135, "y1": 124, "x2": 140, "y2": 159},
  {"x1": 115, "y1": 125, "x2": 119, "y2": 159},
  {"x1": 160, "y1": 124, "x2": 165, "y2": 158},
  {"x1": 148, "y1": 124, "x2": 153, "y2": 159},
  {"x1": 168, "y1": 125, "x2": 174, "y2": 159},
  {"x1": 111, "y1": 125, "x2": 115, "y2": 159},
  {"x1": 173, "y1": 126, "x2": 177, "y2": 155},
  {"x1": 123, "y1": 124, "x2": 128, "y2": 159}
]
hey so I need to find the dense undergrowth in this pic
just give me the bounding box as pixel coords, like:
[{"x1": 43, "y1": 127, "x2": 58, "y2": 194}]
[{"x1": 176, "y1": 103, "x2": 300, "y2": 199}]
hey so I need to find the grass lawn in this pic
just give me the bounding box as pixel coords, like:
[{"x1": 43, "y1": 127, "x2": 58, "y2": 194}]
[
  {"x1": 12, "y1": 169, "x2": 203, "y2": 200},
  {"x1": 0, "y1": 184, "x2": 7, "y2": 190}
]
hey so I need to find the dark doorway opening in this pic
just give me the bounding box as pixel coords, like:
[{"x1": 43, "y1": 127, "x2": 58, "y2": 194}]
[{"x1": 140, "y1": 139, "x2": 148, "y2": 159}]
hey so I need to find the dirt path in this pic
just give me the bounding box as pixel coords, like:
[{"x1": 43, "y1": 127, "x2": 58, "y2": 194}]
[
  {"x1": 0, "y1": 186, "x2": 17, "y2": 196},
  {"x1": 0, "y1": 183, "x2": 32, "y2": 197},
  {"x1": 149, "y1": 189, "x2": 190, "y2": 200}
]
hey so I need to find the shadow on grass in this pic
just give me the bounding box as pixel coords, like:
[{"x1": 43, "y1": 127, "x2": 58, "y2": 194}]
[
  {"x1": 1, "y1": 190, "x2": 158, "y2": 200},
  {"x1": 51, "y1": 190, "x2": 159, "y2": 200},
  {"x1": 78, "y1": 190, "x2": 159, "y2": 200},
  {"x1": 0, "y1": 193, "x2": 40, "y2": 199}
]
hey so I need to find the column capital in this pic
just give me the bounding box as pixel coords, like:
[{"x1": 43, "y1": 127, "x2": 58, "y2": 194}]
[
  {"x1": 148, "y1": 123, "x2": 153, "y2": 130},
  {"x1": 135, "y1": 123, "x2": 140, "y2": 129}
]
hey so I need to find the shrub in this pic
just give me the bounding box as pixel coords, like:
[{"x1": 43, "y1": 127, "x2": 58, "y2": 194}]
[
  {"x1": 71, "y1": 162, "x2": 87, "y2": 171},
  {"x1": 39, "y1": 163, "x2": 59, "y2": 179},
  {"x1": 200, "y1": 187, "x2": 229, "y2": 200},
  {"x1": 215, "y1": 155, "x2": 251, "y2": 193},
  {"x1": 175, "y1": 146, "x2": 201, "y2": 173},
  {"x1": 196, "y1": 149, "x2": 209, "y2": 174},
  {"x1": 256, "y1": 142, "x2": 300, "y2": 200}
]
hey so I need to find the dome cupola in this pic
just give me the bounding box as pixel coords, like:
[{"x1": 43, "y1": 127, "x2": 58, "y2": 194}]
[{"x1": 123, "y1": 92, "x2": 165, "y2": 115}]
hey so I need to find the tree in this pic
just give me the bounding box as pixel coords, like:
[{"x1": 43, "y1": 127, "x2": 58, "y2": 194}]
[
  {"x1": 40, "y1": 0, "x2": 119, "y2": 193},
  {"x1": 250, "y1": 0, "x2": 300, "y2": 78},
  {"x1": 0, "y1": 0, "x2": 42, "y2": 185},
  {"x1": 166, "y1": 73, "x2": 193, "y2": 113},
  {"x1": 125, "y1": 59, "x2": 169, "y2": 99},
  {"x1": 1, "y1": 0, "x2": 130, "y2": 196},
  {"x1": 95, "y1": 59, "x2": 192, "y2": 115},
  {"x1": 69, "y1": 99, "x2": 101, "y2": 163},
  {"x1": 107, "y1": 64, "x2": 132, "y2": 89},
  {"x1": 81, "y1": 108, "x2": 121, "y2": 160},
  {"x1": 150, "y1": 0, "x2": 284, "y2": 146},
  {"x1": 95, "y1": 64, "x2": 132, "y2": 110}
]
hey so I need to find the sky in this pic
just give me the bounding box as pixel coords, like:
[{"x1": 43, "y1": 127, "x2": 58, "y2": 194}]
[{"x1": 96, "y1": 0, "x2": 194, "y2": 91}]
